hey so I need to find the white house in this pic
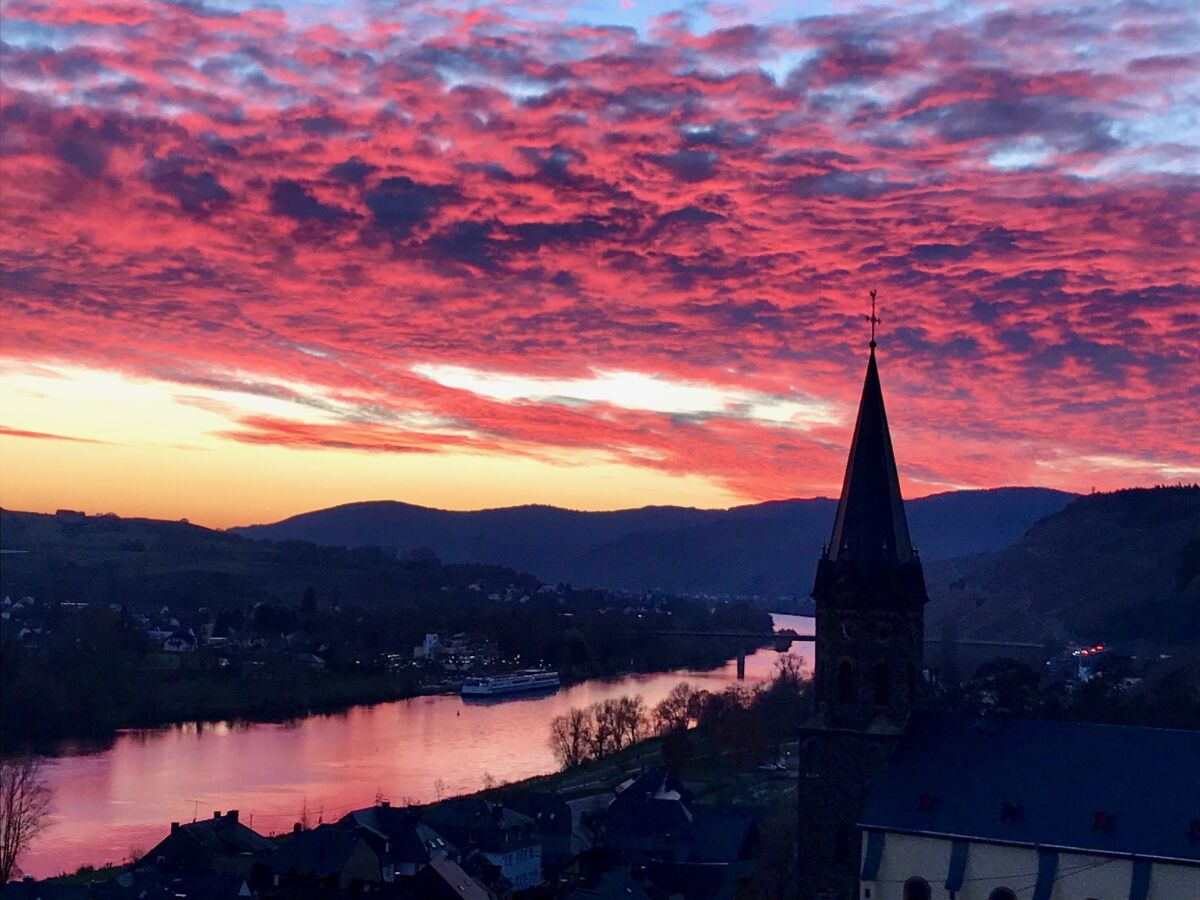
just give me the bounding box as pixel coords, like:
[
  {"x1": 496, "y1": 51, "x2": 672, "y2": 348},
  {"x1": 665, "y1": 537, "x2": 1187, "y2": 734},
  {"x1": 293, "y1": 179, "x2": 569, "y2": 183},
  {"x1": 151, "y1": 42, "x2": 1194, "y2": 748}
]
[
  {"x1": 857, "y1": 714, "x2": 1200, "y2": 900},
  {"x1": 163, "y1": 629, "x2": 197, "y2": 652}
]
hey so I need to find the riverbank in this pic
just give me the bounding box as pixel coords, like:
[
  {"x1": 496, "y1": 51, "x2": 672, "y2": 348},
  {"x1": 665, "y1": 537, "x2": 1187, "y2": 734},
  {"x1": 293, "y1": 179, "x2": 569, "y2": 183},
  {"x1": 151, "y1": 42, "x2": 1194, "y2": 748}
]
[
  {"x1": 17, "y1": 618, "x2": 812, "y2": 879},
  {"x1": 1, "y1": 636, "x2": 770, "y2": 755}
]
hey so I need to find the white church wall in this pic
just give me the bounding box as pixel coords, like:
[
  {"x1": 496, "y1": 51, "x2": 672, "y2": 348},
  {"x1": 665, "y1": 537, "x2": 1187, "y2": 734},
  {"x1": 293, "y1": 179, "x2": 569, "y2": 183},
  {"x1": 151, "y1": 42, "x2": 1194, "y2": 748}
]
[{"x1": 859, "y1": 830, "x2": 1200, "y2": 900}]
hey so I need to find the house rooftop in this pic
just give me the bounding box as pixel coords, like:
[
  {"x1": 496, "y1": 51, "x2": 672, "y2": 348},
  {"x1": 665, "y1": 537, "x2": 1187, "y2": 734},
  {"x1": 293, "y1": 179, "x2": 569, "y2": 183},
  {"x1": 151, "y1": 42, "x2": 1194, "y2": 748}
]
[
  {"x1": 340, "y1": 803, "x2": 451, "y2": 863},
  {"x1": 262, "y1": 824, "x2": 367, "y2": 878},
  {"x1": 860, "y1": 712, "x2": 1200, "y2": 863}
]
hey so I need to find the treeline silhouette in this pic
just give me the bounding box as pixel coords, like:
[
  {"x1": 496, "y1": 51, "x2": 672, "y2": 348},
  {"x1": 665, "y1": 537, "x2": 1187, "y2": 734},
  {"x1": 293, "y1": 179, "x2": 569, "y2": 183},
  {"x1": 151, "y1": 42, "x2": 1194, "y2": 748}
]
[{"x1": 548, "y1": 656, "x2": 810, "y2": 770}]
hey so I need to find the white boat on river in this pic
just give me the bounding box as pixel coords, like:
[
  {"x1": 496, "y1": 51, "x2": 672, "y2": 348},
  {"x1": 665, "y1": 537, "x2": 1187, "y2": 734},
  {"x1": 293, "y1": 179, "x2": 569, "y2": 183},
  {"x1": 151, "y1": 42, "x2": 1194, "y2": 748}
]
[{"x1": 461, "y1": 668, "x2": 561, "y2": 697}]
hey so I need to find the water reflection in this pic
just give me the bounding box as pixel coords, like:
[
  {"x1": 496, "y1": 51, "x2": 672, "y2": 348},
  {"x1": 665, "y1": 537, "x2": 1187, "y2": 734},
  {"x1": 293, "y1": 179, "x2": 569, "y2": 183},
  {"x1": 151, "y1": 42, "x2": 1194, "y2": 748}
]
[{"x1": 23, "y1": 614, "x2": 812, "y2": 878}]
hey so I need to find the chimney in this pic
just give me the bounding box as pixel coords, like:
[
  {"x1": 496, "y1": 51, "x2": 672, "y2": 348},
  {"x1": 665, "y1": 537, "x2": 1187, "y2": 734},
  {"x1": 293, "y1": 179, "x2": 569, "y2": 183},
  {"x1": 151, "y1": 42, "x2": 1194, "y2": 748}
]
[
  {"x1": 170, "y1": 822, "x2": 180, "y2": 834},
  {"x1": 227, "y1": 810, "x2": 239, "y2": 824}
]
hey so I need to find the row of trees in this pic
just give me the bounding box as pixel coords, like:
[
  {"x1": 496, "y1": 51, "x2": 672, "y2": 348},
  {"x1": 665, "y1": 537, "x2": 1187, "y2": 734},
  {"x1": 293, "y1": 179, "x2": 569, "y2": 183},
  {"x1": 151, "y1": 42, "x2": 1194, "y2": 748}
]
[
  {"x1": 548, "y1": 695, "x2": 652, "y2": 767},
  {"x1": 548, "y1": 655, "x2": 810, "y2": 770}
]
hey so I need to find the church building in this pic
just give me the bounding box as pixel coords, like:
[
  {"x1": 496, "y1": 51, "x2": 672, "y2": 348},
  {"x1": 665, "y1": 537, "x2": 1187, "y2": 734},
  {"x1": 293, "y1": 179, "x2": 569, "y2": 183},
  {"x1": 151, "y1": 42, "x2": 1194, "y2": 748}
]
[
  {"x1": 797, "y1": 330, "x2": 1200, "y2": 900},
  {"x1": 797, "y1": 327, "x2": 928, "y2": 900}
]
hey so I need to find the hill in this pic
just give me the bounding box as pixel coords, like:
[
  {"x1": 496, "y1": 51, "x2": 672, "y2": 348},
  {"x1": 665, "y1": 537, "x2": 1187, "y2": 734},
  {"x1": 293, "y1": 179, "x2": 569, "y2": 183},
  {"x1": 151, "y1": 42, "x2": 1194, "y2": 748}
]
[
  {"x1": 0, "y1": 508, "x2": 528, "y2": 612},
  {"x1": 0, "y1": 509, "x2": 774, "y2": 747},
  {"x1": 925, "y1": 486, "x2": 1200, "y2": 644},
  {"x1": 231, "y1": 488, "x2": 1076, "y2": 597}
]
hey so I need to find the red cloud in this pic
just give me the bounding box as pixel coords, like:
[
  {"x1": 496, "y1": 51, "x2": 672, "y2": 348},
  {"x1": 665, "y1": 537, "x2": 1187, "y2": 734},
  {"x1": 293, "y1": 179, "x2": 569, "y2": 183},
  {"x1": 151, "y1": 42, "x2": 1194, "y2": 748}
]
[{"x1": 1, "y1": 0, "x2": 1197, "y2": 506}]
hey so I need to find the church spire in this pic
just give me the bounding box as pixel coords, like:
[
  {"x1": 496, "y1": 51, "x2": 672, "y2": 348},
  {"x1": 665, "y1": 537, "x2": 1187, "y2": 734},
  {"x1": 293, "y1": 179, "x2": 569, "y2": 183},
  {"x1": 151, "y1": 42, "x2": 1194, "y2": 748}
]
[{"x1": 825, "y1": 341, "x2": 914, "y2": 564}]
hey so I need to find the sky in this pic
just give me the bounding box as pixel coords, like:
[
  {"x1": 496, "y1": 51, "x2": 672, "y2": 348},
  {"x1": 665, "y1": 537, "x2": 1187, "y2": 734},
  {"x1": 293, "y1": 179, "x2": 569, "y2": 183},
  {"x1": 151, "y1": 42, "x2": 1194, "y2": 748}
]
[{"x1": 1, "y1": 0, "x2": 1198, "y2": 528}]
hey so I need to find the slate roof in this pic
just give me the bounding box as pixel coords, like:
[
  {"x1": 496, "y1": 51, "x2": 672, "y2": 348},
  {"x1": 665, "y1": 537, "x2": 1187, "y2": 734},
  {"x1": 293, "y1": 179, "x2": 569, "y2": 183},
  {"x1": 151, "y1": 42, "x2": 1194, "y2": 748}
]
[
  {"x1": 263, "y1": 824, "x2": 372, "y2": 878},
  {"x1": 563, "y1": 869, "x2": 653, "y2": 900},
  {"x1": 860, "y1": 712, "x2": 1200, "y2": 863},
  {"x1": 421, "y1": 798, "x2": 536, "y2": 853},
  {"x1": 92, "y1": 872, "x2": 249, "y2": 900},
  {"x1": 140, "y1": 813, "x2": 275, "y2": 871},
  {"x1": 825, "y1": 347, "x2": 914, "y2": 565},
  {"x1": 340, "y1": 804, "x2": 450, "y2": 863},
  {"x1": 688, "y1": 810, "x2": 758, "y2": 863},
  {"x1": 505, "y1": 791, "x2": 574, "y2": 836},
  {"x1": 0, "y1": 882, "x2": 89, "y2": 900},
  {"x1": 415, "y1": 857, "x2": 492, "y2": 900}
]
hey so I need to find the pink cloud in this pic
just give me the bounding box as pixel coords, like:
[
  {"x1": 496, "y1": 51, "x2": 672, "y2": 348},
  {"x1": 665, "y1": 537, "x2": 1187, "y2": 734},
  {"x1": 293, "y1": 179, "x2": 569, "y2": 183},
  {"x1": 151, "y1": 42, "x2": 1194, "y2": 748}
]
[{"x1": 1, "y1": 0, "x2": 1197, "y2": 505}]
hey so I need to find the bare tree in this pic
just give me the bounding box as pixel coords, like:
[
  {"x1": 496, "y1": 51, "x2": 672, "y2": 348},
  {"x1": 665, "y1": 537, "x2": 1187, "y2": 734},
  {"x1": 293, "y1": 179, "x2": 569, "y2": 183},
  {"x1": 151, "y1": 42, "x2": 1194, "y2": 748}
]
[
  {"x1": 1, "y1": 758, "x2": 53, "y2": 883},
  {"x1": 548, "y1": 707, "x2": 594, "y2": 769},
  {"x1": 654, "y1": 682, "x2": 699, "y2": 733},
  {"x1": 590, "y1": 699, "x2": 622, "y2": 757},
  {"x1": 614, "y1": 695, "x2": 649, "y2": 748}
]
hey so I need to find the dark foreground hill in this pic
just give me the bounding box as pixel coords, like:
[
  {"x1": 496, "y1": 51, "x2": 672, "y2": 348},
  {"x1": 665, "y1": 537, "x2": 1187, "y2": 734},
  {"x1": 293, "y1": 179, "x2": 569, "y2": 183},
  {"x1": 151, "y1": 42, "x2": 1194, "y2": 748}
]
[
  {"x1": 925, "y1": 486, "x2": 1200, "y2": 644},
  {"x1": 232, "y1": 488, "x2": 1076, "y2": 597}
]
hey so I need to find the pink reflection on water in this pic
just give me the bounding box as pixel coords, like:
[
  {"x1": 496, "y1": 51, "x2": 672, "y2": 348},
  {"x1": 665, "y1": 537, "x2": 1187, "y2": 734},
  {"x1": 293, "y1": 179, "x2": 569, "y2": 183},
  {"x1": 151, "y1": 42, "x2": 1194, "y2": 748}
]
[{"x1": 24, "y1": 615, "x2": 813, "y2": 878}]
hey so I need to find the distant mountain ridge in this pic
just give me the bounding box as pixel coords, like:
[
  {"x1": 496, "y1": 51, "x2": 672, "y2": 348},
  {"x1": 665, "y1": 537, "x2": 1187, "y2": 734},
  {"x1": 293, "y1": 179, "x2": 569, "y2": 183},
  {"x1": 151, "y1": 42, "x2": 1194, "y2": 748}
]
[{"x1": 232, "y1": 488, "x2": 1077, "y2": 596}]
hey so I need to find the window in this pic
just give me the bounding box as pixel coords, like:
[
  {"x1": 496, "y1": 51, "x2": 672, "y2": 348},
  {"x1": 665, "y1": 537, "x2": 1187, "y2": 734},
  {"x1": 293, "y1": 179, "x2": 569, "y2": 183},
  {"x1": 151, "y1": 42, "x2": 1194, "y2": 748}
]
[
  {"x1": 837, "y1": 661, "x2": 855, "y2": 704},
  {"x1": 988, "y1": 890, "x2": 1017, "y2": 900},
  {"x1": 903, "y1": 877, "x2": 930, "y2": 900},
  {"x1": 873, "y1": 663, "x2": 891, "y2": 706}
]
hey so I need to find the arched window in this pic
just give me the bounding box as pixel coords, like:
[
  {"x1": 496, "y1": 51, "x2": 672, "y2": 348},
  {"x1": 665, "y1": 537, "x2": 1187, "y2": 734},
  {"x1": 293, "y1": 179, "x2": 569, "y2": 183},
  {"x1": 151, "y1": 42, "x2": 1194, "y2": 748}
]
[
  {"x1": 873, "y1": 663, "x2": 891, "y2": 706},
  {"x1": 903, "y1": 878, "x2": 931, "y2": 900},
  {"x1": 907, "y1": 663, "x2": 918, "y2": 703},
  {"x1": 837, "y1": 661, "x2": 855, "y2": 704},
  {"x1": 988, "y1": 891, "x2": 1016, "y2": 900}
]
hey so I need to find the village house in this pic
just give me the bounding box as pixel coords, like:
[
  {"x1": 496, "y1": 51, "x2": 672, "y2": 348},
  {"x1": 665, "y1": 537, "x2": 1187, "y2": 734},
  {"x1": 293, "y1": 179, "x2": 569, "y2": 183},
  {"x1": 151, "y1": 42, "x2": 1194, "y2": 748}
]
[
  {"x1": 421, "y1": 799, "x2": 543, "y2": 891},
  {"x1": 139, "y1": 810, "x2": 275, "y2": 876},
  {"x1": 255, "y1": 823, "x2": 382, "y2": 892},
  {"x1": 339, "y1": 800, "x2": 453, "y2": 880}
]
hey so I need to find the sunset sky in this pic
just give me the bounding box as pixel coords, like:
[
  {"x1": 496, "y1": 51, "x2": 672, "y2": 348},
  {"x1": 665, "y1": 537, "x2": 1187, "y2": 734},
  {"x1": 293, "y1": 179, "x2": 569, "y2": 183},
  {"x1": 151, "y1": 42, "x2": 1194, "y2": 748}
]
[{"x1": 1, "y1": 0, "x2": 1198, "y2": 528}]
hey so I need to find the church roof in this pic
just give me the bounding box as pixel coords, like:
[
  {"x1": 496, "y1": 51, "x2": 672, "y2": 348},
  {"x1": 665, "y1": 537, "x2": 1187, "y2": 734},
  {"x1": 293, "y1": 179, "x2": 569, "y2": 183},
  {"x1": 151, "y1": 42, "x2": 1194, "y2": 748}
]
[
  {"x1": 826, "y1": 347, "x2": 914, "y2": 564},
  {"x1": 860, "y1": 712, "x2": 1200, "y2": 863}
]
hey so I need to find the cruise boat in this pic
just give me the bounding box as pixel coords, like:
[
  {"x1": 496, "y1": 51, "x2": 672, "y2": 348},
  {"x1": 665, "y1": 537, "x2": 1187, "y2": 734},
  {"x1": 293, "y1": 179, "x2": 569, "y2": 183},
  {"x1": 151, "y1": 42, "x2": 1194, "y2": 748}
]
[{"x1": 461, "y1": 668, "x2": 560, "y2": 698}]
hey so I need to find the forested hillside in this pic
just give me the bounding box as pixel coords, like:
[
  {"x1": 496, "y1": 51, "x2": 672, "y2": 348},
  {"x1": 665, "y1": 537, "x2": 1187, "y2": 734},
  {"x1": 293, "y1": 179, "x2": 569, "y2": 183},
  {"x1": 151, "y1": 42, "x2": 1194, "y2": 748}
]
[{"x1": 925, "y1": 486, "x2": 1200, "y2": 645}]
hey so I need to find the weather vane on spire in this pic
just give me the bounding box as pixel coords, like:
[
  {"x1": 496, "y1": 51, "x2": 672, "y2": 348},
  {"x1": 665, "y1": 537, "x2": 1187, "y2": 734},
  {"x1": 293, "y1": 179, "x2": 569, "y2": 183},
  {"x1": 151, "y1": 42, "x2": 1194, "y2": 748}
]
[{"x1": 866, "y1": 289, "x2": 880, "y2": 349}]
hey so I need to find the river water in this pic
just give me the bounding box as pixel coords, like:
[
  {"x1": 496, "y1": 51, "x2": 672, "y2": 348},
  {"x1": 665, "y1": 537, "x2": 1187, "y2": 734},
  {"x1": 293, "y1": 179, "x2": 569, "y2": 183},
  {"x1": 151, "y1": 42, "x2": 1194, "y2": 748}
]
[{"x1": 22, "y1": 614, "x2": 813, "y2": 878}]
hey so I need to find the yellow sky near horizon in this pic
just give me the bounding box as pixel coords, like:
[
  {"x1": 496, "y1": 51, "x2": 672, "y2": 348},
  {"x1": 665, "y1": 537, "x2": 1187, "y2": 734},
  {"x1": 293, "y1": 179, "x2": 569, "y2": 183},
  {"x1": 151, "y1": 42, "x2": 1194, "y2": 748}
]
[{"x1": 0, "y1": 362, "x2": 749, "y2": 528}]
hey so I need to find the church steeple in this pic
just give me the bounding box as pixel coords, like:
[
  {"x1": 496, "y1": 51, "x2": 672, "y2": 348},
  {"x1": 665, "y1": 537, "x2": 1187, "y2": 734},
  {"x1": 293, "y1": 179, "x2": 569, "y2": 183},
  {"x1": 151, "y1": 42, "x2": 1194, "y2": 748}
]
[
  {"x1": 796, "y1": 302, "x2": 931, "y2": 900},
  {"x1": 825, "y1": 346, "x2": 914, "y2": 565},
  {"x1": 810, "y1": 315, "x2": 927, "y2": 728}
]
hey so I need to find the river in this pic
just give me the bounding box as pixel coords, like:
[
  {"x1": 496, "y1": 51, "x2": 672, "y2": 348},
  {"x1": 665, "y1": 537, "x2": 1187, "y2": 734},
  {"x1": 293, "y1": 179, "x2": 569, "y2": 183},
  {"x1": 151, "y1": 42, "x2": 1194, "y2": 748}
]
[{"x1": 21, "y1": 613, "x2": 813, "y2": 878}]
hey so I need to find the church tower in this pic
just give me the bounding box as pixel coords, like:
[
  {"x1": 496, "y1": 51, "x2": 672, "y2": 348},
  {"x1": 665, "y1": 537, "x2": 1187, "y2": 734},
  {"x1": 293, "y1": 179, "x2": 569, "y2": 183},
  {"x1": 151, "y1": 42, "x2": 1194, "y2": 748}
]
[
  {"x1": 797, "y1": 323, "x2": 928, "y2": 900},
  {"x1": 811, "y1": 338, "x2": 927, "y2": 729}
]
